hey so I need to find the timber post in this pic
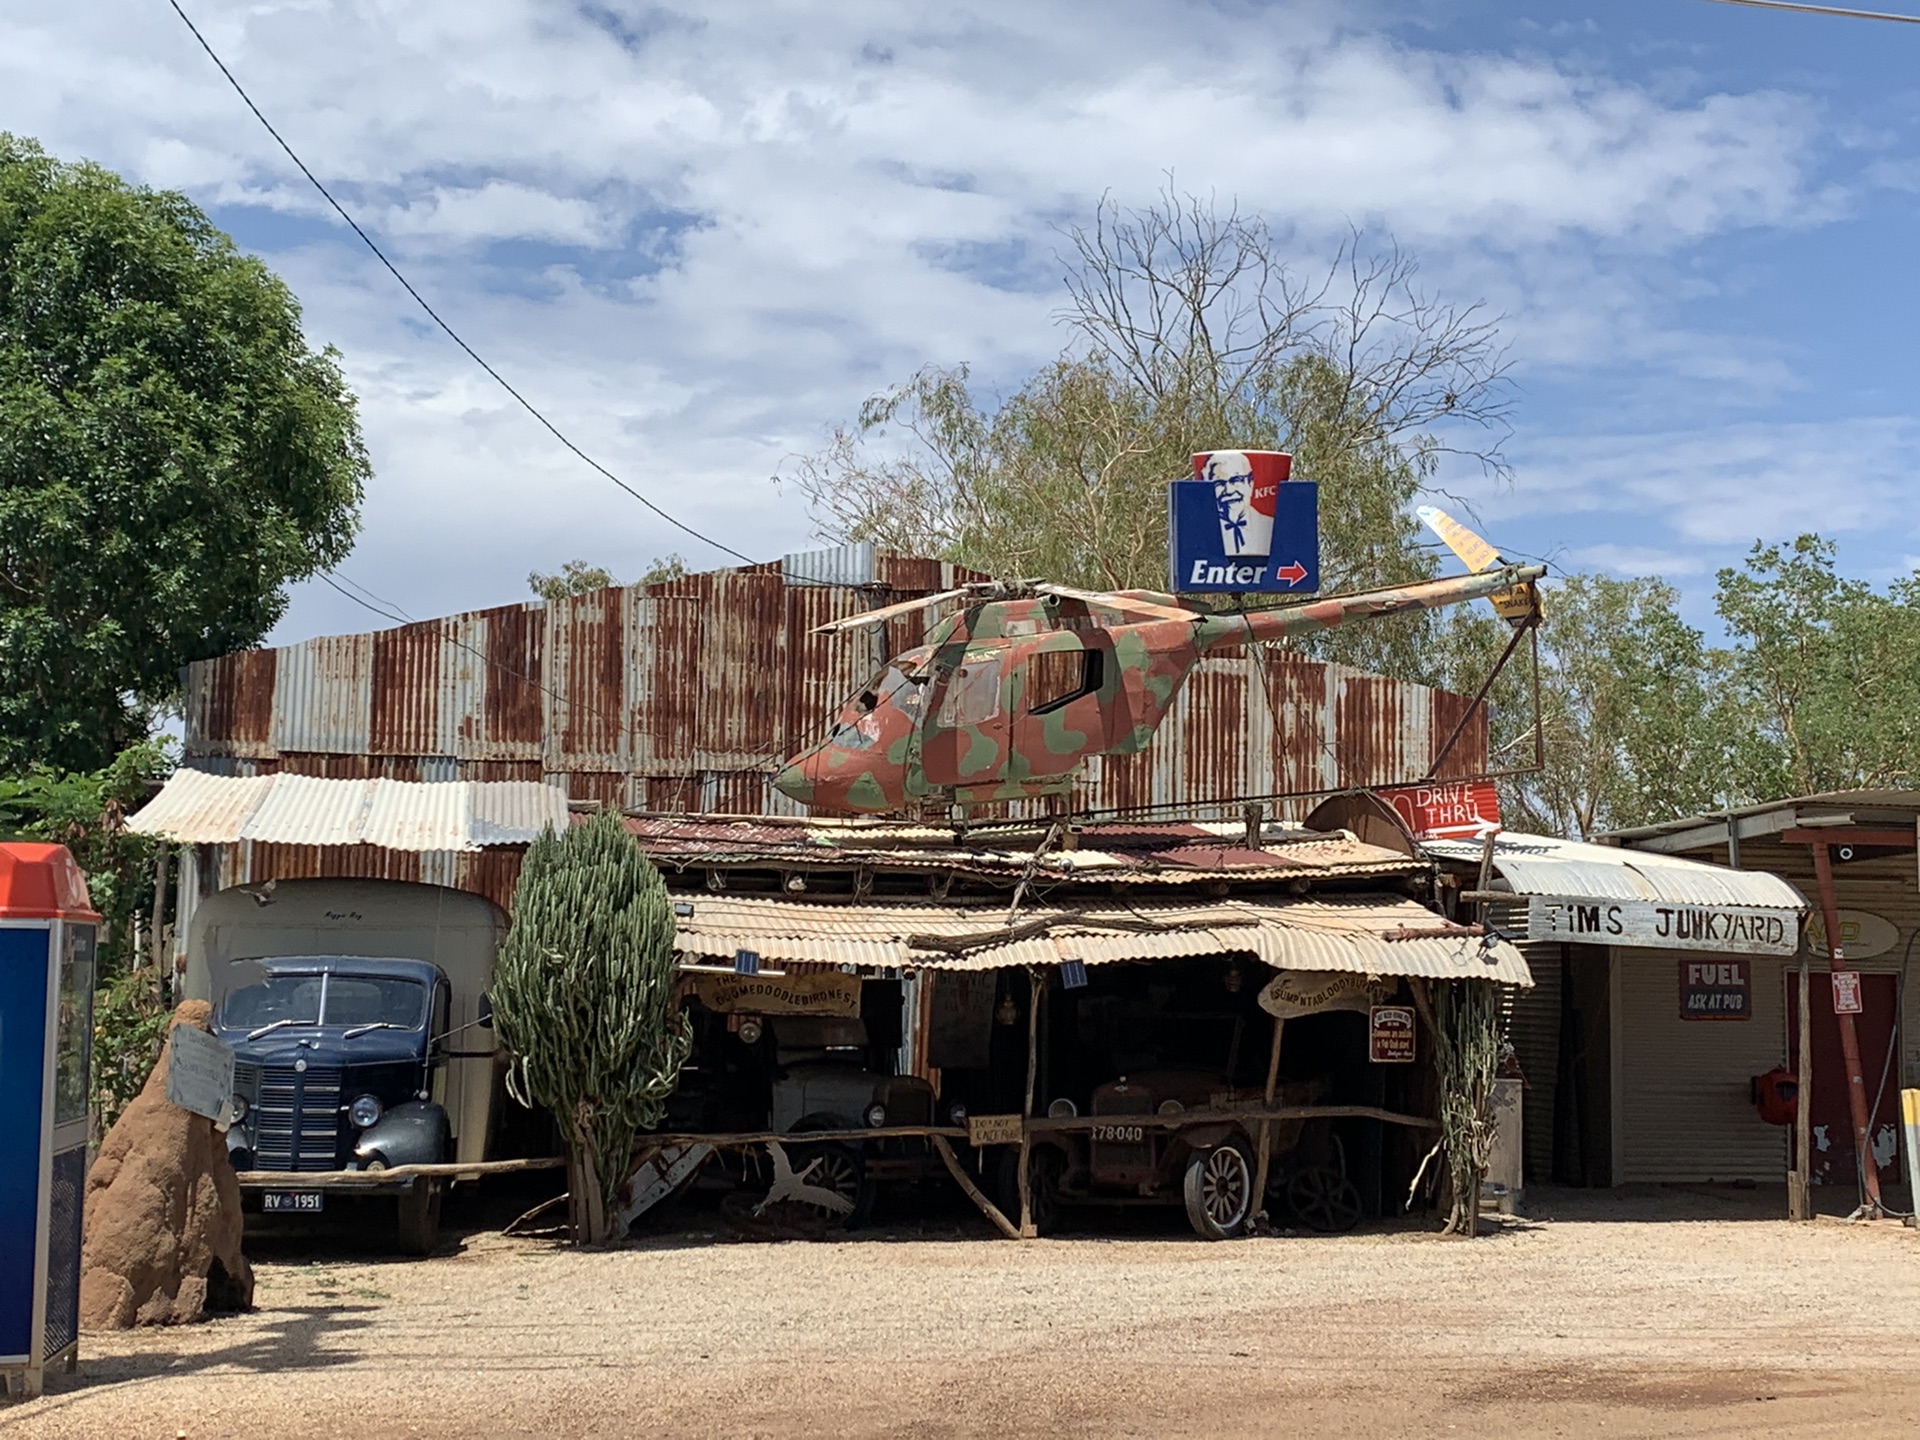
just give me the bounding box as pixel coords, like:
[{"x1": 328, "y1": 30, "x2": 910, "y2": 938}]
[
  {"x1": 1250, "y1": 1016, "x2": 1286, "y2": 1220},
  {"x1": 1017, "y1": 967, "x2": 1041, "y2": 1239}
]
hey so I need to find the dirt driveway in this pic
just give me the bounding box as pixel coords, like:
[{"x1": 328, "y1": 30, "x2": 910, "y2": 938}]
[{"x1": 8, "y1": 1187, "x2": 1919, "y2": 1439}]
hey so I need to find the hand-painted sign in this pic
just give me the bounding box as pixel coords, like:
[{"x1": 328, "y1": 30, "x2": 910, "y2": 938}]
[
  {"x1": 1259, "y1": 970, "x2": 1395, "y2": 1020},
  {"x1": 1526, "y1": 896, "x2": 1797, "y2": 956},
  {"x1": 1379, "y1": 780, "x2": 1501, "y2": 841},
  {"x1": 165, "y1": 1024, "x2": 235, "y2": 1126},
  {"x1": 967, "y1": 1113, "x2": 1025, "y2": 1147},
  {"x1": 1169, "y1": 450, "x2": 1319, "y2": 593},
  {"x1": 684, "y1": 970, "x2": 862, "y2": 1017},
  {"x1": 1369, "y1": 1005, "x2": 1417, "y2": 1062},
  {"x1": 1678, "y1": 959, "x2": 1751, "y2": 1020},
  {"x1": 1832, "y1": 970, "x2": 1864, "y2": 1015}
]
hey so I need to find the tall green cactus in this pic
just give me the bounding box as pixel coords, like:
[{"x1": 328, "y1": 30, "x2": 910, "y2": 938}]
[{"x1": 493, "y1": 809, "x2": 690, "y2": 1244}]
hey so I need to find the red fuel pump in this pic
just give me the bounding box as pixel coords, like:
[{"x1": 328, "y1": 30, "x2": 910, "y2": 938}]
[{"x1": 1751, "y1": 1066, "x2": 1798, "y2": 1127}]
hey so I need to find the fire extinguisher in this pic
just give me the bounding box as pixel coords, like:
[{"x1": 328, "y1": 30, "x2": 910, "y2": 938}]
[{"x1": 1751, "y1": 1066, "x2": 1798, "y2": 1126}]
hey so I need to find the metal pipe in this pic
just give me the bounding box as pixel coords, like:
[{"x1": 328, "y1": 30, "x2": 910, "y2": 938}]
[
  {"x1": 1809, "y1": 841, "x2": 1884, "y2": 1216},
  {"x1": 1424, "y1": 617, "x2": 1532, "y2": 782}
]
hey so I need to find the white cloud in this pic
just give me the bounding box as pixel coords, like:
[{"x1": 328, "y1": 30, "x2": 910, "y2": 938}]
[{"x1": 0, "y1": 0, "x2": 1855, "y2": 640}]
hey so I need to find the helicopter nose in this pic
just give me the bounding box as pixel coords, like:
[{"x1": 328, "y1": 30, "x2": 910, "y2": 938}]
[{"x1": 772, "y1": 757, "x2": 815, "y2": 805}]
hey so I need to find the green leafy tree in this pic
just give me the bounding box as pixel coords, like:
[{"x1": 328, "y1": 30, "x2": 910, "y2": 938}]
[
  {"x1": 0, "y1": 134, "x2": 366, "y2": 771},
  {"x1": 529, "y1": 554, "x2": 688, "y2": 600},
  {"x1": 788, "y1": 188, "x2": 1511, "y2": 683},
  {"x1": 1715, "y1": 534, "x2": 1920, "y2": 797},
  {"x1": 1500, "y1": 574, "x2": 1733, "y2": 837},
  {"x1": 492, "y1": 809, "x2": 690, "y2": 1245}
]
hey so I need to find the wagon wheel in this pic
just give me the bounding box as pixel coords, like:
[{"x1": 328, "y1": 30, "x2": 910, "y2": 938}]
[{"x1": 1287, "y1": 1165, "x2": 1362, "y2": 1233}]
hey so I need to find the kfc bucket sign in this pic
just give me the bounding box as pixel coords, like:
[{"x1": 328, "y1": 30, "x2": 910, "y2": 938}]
[
  {"x1": 1379, "y1": 780, "x2": 1501, "y2": 842},
  {"x1": 1168, "y1": 450, "x2": 1319, "y2": 593}
]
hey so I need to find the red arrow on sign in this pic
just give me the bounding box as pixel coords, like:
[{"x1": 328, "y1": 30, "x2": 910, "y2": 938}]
[{"x1": 1274, "y1": 561, "x2": 1308, "y2": 585}]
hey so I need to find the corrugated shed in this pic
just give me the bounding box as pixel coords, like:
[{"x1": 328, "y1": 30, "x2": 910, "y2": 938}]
[
  {"x1": 182, "y1": 554, "x2": 1490, "y2": 815},
  {"x1": 669, "y1": 892, "x2": 1531, "y2": 983}
]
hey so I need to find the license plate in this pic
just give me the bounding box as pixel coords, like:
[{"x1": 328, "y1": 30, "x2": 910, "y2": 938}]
[
  {"x1": 261, "y1": 1190, "x2": 324, "y2": 1213},
  {"x1": 1091, "y1": 1124, "x2": 1145, "y2": 1143}
]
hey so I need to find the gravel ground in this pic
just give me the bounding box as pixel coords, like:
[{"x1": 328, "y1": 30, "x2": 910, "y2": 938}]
[{"x1": 8, "y1": 1186, "x2": 1920, "y2": 1439}]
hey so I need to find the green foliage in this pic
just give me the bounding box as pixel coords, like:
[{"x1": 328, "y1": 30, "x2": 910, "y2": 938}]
[
  {"x1": 1715, "y1": 535, "x2": 1920, "y2": 797},
  {"x1": 529, "y1": 560, "x2": 618, "y2": 600},
  {"x1": 0, "y1": 134, "x2": 366, "y2": 771},
  {"x1": 529, "y1": 555, "x2": 688, "y2": 600},
  {"x1": 1499, "y1": 575, "x2": 1732, "y2": 838},
  {"x1": 91, "y1": 965, "x2": 170, "y2": 1132},
  {"x1": 492, "y1": 809, "x2": 690, "y2": 1243}
]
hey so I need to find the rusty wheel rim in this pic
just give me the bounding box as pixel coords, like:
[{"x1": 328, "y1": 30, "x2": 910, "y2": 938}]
[{"x1": 1200, "y1": 1147, "x2": 1251, "y2": 1230}]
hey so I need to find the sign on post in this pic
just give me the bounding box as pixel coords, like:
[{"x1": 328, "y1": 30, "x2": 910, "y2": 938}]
[
  {"x1": 1678, "y1": 959, "x2": 1751, "y2": 1020},
  {"x1": 165, "y1": 1024, "x2": 236, "y2": 1126},
  {"x1": 1378, "y1": 780, "x2": 1500, "y2": 841},
  {"x1": 1369, "y1": 1005, "x2": 1417, "y2": 1063},
  {"x1": 1832, "y1": 971, "x2": 1864, "y2": 1015},
  {"x1": 967, "y1": 1113, "x2": 1025, "y2": 1147},
  {"x1": 1526, "y1": 895, "x2": 1797, "y2": 956},
  {"x1": 686, "y1": 970, "x2": 862, "y2": 1017},
  {"x1": 1168, "y1": 451, "x2": 1319, "y2": 594}
]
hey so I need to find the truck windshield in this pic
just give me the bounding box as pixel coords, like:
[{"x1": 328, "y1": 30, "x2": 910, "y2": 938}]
[{"x1": 222, "y1": 974, "x2": 426, "y2": 1033}]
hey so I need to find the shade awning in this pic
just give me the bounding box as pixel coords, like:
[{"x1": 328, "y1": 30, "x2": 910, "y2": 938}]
[
  {"x1": 1422, "y1": 831, "x2": 1805, "y2": 956},
  {"x1": 671, "y1": 892, "x2": 1532, "y2": 986},
  {"x1": 127, "y1": 769, "x2": 570, "y2": 852}
]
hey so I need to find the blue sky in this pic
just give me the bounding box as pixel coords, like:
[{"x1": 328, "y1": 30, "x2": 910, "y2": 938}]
[{"x1": 5, "y1": 0, "x2": 1918, "y2": 641}]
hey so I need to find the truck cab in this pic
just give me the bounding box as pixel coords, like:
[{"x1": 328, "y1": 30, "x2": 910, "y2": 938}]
[{"x1": 185, "y1": 879, "x2": 510, "y2": 1255}]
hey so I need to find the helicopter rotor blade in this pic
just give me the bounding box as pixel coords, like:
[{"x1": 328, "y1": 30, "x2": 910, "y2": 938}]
[
  {"x1": 809, "y1": 587, "x2": 972, "y2": 635},
  {"x1": 1414, "y1": 505, "x2": 1541, "y2": 626},
  {"x1": 1030, "y1": 583, "x2": 1197, "y2": 625}
]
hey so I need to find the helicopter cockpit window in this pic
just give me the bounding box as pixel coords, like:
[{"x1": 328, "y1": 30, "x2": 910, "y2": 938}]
[
  {"x1": 1027, "y1": 646, "x2": 1104, "y2": 715},
  {"x1": 935, "y1": 658, "x2": 1003, "y2": 728},
  {"x1": 830, "y1": 666, "x2": 924, "y2": 750}
]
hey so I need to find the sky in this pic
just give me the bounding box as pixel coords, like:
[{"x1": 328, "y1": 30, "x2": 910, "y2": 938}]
[{"x1": 5, "y1": 0, "x2": 1919, "y2": 643}]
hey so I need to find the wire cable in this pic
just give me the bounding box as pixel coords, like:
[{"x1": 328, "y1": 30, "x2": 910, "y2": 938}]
[
  {"x1": 162, "y1": 0, "x2": 757, "y2": 566},
  {"x1": 1699, "y1": 0, "x2": 1920, "y2": 21}
]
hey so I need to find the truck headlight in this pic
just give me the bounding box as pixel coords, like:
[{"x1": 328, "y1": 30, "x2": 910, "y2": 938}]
[
  {"x1": 1047, "y1": 1098, "x2": 1078, "y2": 1120},
  {"x1": 228, "y1": 1094, "x2": 249, "y2": 1123},
  {"x1": 350, "y1": 1094, "x2": 384, "y2": 1129},
  {"x1": 947, "y1": 1102, "x2": 968, "y2": 1125},
  {"x1": 864, "y1": 1102, "x2": 888, "y2": 1128}
]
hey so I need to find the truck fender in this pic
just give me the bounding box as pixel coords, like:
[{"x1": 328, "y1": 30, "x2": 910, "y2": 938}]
[
  {"x1": 355, "y1": 1101, "x2": 451, "y2": 1169},
  {"x1": 1173, "y1": 1121, "x2": 1240, "y2": 1152}
]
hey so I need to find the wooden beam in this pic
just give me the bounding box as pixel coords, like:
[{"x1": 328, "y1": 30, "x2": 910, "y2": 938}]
[
  {"x1": 1249, "y1": 1017, "x2": 1285, "y2": 1215},
  {"x1": 931, "y1": 1135, "x2": 1020, "y2": 1240},
  {"x1": 1782, "y1": 827, "x2": 1914, "y2": 849},
  {"x1": 1018, "y1": 967, "x2": 1041, "y2": 1238}
]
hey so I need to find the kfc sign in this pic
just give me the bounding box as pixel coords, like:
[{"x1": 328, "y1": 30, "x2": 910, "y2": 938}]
[
  {"x1": 1379, "y1": 780, "x2": 1501, "y2": 842},
  {"x1": 1168, "y1": 450, "x2": 1320, "y2": 593}
]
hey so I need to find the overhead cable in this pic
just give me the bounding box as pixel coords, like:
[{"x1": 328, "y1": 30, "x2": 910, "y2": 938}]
[
  {"x1": 162, "y1": 0, "x2": 757, "y2": 565},
  {"x1": 1699, "y1": 0, "x2": 1920, "y2": 22}
]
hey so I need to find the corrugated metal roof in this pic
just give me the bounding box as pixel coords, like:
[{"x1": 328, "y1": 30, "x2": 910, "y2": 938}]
[
  {"x1": 1423, "y1": 832, "x2": 1804, "y2": 911},
  {"x1": 129, "y1": 770, "x2": 568, "y2": 852},
  {"x1": 671, "y1": 892, "x2": 1530, "y2": 985},
  {"x1": 626, "y1": 814, "x2": 1426, "y2": 886}
]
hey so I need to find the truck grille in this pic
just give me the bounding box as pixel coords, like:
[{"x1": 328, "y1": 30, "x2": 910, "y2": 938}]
[{"x1": 253, "y1": 1065, "x2": 343, "y2": 1171}]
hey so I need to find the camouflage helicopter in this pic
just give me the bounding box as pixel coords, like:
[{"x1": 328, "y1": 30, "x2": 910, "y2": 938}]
[{"x1": 771, "y1": 509, "x2": 1544, "y2": 815}]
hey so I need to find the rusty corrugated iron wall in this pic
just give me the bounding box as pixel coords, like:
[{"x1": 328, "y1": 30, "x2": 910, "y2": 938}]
[{"x1": 183, "y1": 552, "x2": 1487, "y2": 818}]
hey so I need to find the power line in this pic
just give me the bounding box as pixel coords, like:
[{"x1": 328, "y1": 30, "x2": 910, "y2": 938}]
[
  {"x1": 162, "y1": 0, "x2": 758, "y2": 566},
  {"x1": 1699, "y1": 0, "x2": 1920, "y2": 22}
]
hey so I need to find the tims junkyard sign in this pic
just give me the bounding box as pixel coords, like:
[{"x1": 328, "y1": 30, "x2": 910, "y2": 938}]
[{"x1": 1526, "y1": 896, "x2": 1798, "y2": 957}]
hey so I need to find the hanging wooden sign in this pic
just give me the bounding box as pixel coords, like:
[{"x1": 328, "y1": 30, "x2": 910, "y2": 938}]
[{"x1": 684, "y1": 969, "x2": 862, "y2": 1017}]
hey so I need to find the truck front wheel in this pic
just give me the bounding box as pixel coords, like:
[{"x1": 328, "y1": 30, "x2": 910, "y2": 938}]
[{"x1": 397, "y1": 1177, "x2": 443, "y2": 1256}]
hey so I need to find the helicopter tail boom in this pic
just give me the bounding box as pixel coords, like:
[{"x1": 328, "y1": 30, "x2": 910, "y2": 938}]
[{"x1": 1202, "y1": 562, "x2": 1546, "y2": 650}]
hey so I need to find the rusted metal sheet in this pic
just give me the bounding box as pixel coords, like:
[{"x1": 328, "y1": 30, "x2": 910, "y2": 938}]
[
  {"x1": 186, "y1": 648, "x2": 278, "y2": 758},
  {"x1": 371, "y1": 620, "x2": 443, "y2": 756},
  {"x1": 270, "y1": 633, "x2": 373, "y2": 755},
  {"x1": 181, "y1": 553, "x2": 1488, "y2": 812}
]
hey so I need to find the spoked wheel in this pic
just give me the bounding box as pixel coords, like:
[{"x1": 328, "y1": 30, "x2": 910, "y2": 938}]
[
  {"x1": 1287, "y1": 1166, "x2": 1363, "y2": 1233},
  {"x1": 1183, "y1": 1140, "x2": 1255, "y2": 1240},
  {"x1": 783, "y1": 1142, "x2": 876, "y2": 1230}
]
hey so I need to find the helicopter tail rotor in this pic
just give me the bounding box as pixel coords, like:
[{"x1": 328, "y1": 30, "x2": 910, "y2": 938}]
[{"x1": 1415, "y1": 505, "x2": 1541, "y2": 627}]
